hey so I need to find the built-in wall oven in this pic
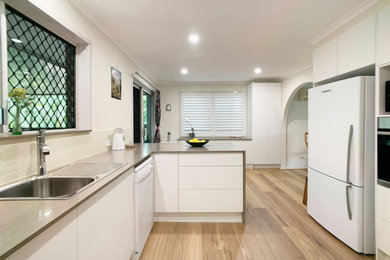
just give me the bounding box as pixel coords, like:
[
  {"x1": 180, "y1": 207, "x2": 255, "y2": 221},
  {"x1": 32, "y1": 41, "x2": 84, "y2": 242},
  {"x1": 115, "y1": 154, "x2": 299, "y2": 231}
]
[{"x1": 378, "y1": 117, "x2": 390, "y2": 188}]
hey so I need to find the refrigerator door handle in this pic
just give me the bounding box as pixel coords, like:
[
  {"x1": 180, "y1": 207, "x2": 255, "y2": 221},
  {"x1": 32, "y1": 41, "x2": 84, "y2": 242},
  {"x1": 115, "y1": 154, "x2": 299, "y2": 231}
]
[
  {"x1": 346, "y1": 124, "x2": 353, "y2": 184},
  {"x1": 346, "y1": 184, "x2": 353, "y2": 220}
]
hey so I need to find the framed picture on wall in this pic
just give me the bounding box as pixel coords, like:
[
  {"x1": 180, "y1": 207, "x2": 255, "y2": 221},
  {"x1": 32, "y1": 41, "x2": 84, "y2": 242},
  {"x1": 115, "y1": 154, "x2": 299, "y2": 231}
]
[{"x1": 111, "y1": 66, "x2": 122, "y2": 100}]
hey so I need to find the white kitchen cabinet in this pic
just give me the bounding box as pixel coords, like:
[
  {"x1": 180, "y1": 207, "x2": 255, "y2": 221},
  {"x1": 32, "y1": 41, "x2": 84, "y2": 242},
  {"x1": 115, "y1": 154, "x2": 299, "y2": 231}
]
[
  {"x1": 377, "y1": 185, "x2": 390, "y2": 256},
  {"x1": 78, "y1": 169, "x2": 134, "y2": 260},
  {"x1": 179, "y1": 153, "x2": 243, "y2": 166},
  {"x1": 237, "y1": 140, "x2": 252, "y2": 164},
  {"x1": 8, "y1": 169, "x2": 135, "y2": 260},
  {"x1": 179, "y1": 190, "x2": 243, "y2": 212},
  {"x1": 153, "y1": 153, "x2": 179, "y2": 212},
  {"x1": 313, "y1": 15, "x2": 376, "y2": 83},
  {"x1": 378, "y1": 218, "x2": 390, "y2": 255},
  {"x1": 77, "y1": 183, "x2": 116, "y2": 260},
  {"x1": 113, "y1": 169, "x2": 135, "y2": 259},
  {"x1": 377, "y1": 5, "x2": 390, "y2": 66},
  {"x1": 179, "y1": 166, "x2": 243, "y2": 189},
  {"x1": 178, "y1": 152, "x2": 244, "y2": 213},
  {"x1": 338, "y1": 15, "x2": 375, "y2": 74},
  {"x1": 7, "y1": 210, "x2": 78, "y2": 260},
  {"x1": 249, "y1": 83, "x2": 281, "y2": 165},
  {"x1": 313, "y1": 38, "x2": 338, "y2": 82}
]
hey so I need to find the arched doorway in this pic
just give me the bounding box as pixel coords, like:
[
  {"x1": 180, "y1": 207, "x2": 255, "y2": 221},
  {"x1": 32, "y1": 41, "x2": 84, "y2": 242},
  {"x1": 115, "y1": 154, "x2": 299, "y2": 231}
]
[{"x1": 281, "y1": 82, "x2": 313, "y2": 169}]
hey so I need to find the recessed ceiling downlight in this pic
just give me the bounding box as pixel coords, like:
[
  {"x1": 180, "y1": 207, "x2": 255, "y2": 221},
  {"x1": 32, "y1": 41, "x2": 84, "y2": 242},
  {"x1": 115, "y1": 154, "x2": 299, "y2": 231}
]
[
  {"x1": 188, "y1": 33, "x2": 200, "y2": 44},
  {"x1": 11, "y1": 38, "x2": 22, "y2": 43},
  {"x1": 254, "y1": 68, "x2": 262, "y2": 74},
  {"x1": 181, "y1": 68, "x2": 188, "y2": 75}
]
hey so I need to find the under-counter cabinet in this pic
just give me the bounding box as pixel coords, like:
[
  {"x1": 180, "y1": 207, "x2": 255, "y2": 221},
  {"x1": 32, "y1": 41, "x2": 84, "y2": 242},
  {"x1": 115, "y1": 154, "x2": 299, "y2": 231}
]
[
  {"x1": 153, "y1": 152, "x2": 244, "y2": 221},
  {"x1": 7, "y1": 211, "x2": 78, "y2": 260},
  {"x1": 78, "y1": 182, "x2": 116, "y2": 259},
  {"x1": 153, "y1": 153, "x2": 179, "y2": 212},
  {"x1": 6, "y1": 168, "x2": 134, "y2": 260},
  {"x1": 377, "y1": 185, "x2": 390, "y2": 256},
  {"x1": 179, "y1": 153, "x2": 243, "y2": 212}
]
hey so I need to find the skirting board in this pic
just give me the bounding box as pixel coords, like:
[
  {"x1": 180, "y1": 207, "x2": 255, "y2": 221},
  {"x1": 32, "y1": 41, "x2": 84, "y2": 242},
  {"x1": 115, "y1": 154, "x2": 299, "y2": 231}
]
[
  {"x1": 253, "y1": 164, "x2": 281, "y2": 169},
  {"x1": 378, "y1": 249, "x2": 390, "y2": 260},
  {"x1": 154, "y1": 212, "x2": 242, "y2": 223}
]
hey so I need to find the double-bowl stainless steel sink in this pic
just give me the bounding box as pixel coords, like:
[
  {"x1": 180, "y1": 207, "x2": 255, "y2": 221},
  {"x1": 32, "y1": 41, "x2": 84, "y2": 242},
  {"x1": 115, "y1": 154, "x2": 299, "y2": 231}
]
[{"x1": 0, "y1": 177, "x2": 95, "y2": 200}]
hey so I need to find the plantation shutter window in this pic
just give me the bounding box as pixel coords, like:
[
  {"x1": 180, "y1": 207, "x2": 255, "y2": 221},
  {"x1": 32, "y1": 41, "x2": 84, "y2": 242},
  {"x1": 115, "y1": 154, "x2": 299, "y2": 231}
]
[{"x1": 180, "y1": 92, "x2": 246, "y2": 137}]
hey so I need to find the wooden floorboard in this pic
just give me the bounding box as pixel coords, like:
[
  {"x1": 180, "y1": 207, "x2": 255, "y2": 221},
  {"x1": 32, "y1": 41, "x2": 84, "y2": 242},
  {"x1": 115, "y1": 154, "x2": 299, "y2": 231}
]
[{"x1": 141, "y1": 169, "x2": 375, "y2": 260}]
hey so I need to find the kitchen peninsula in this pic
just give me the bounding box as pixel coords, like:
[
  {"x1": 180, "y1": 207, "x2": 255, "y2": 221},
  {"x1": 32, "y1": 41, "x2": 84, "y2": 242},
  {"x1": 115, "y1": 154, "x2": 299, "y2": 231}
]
[{"x1": 0, "y1": 142, "x2": 245, "y2": 259}]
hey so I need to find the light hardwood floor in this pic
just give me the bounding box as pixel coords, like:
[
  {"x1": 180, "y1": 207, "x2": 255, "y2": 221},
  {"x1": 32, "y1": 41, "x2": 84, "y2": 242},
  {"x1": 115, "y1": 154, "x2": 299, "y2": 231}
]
[{"x1": 141, "y1": 169, "x2": 375, "y2": 260}]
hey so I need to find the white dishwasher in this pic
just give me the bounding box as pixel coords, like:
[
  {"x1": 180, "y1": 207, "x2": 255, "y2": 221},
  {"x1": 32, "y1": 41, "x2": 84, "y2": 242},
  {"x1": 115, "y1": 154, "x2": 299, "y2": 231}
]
[{"x1": 134, "y1": 157, "x2": 154, "y2": 259}]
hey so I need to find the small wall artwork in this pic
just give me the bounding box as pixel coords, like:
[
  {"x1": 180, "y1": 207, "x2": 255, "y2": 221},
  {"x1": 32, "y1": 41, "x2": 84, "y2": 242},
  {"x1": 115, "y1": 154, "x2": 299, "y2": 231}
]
[{"x1": 111, "y1": 67, "x2": 122, "y2": 100}]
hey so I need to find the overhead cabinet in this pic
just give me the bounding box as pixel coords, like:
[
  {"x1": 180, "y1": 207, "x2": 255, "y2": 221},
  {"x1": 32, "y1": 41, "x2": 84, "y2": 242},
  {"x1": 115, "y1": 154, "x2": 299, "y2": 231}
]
[
  {"x1": 376, "y1": 5, "x2": 390, "y2": 66},
  {"x1": 313, "y1": 15, "x2": 376, "y2": 83},
  {"x1": 249, "y1": 83, "x2": 282, "y2": 165}
]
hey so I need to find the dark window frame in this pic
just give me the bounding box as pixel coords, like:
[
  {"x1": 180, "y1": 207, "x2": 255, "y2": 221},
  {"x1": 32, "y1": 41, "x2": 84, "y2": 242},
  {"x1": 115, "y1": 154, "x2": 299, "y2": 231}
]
[{"x1": 6, "y1": 5, "x2": 76, "y2": 131}]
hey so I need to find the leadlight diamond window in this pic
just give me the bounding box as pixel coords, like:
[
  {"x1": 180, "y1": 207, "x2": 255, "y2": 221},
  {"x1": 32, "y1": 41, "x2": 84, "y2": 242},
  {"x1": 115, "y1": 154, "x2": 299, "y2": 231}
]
[{"x1": 6, "y1": 6, "x2": 76, "y2": 131}]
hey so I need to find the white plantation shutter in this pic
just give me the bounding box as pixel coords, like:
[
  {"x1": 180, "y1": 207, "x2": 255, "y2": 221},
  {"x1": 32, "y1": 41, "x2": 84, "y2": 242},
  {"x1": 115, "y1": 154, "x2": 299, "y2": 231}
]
[
  {"x1": 214, "y1": 92, "x2": 245, "y2": 135},
  {"x1": 180, "y1": 92, "x2": 246, "y2": 136},
  {"x1": 181, "y1": 93, "x2": 213, "y2": 132}
]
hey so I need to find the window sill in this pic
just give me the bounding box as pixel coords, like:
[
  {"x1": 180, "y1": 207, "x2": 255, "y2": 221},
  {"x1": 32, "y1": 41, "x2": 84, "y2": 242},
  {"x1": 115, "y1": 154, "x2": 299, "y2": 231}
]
[{"x1": 0, "y1": 129, "x2": 92, "y2": 141}]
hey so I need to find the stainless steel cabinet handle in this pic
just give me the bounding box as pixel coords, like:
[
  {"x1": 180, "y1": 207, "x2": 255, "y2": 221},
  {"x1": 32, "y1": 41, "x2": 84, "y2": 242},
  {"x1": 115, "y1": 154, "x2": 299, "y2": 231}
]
[
  {"x1": 346, "y1": 185, "x2": 352, "y2": 220},
  {"x1": 346, "y1": 124, "x2": 353, "y2": 183}
]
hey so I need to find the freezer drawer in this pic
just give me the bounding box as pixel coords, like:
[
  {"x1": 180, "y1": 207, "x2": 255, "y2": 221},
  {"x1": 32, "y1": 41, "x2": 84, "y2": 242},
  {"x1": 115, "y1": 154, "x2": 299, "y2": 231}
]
[{"x1": 307, "y1": 168, "x2": 365, "y2": 253}]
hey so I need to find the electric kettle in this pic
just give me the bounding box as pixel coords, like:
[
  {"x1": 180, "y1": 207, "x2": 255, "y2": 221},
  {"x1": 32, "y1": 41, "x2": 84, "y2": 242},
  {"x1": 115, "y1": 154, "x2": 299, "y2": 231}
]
[{"x1": 112, "y1": 128, "x2": 125, "y2": 150}]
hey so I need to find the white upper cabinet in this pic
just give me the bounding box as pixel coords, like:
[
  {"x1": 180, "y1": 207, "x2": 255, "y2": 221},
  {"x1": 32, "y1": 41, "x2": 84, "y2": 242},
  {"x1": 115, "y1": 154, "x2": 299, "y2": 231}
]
[
  {"x1": 376, "y1": 5, "x2": 390, "y2": 66},
  {"x1": 313, "y1": 15, "x2": 376, "y2": 83},
  {"x1": 338, "y1": 15, "x2": 375, "y2": 74},
  {"x1": 313, "y1": 38, "x2": 338, "y2": 82}
]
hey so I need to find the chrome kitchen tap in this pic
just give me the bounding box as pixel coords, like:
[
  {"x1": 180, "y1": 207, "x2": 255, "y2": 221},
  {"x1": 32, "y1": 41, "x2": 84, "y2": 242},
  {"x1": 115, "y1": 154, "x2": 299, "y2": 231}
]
[{"x1": 37, "y1": 129, "x2": 50, "y2": 177}]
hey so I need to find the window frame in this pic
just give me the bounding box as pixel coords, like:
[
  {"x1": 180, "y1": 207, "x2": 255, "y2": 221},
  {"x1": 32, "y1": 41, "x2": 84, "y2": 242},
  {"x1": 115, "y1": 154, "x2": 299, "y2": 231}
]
[
  {"x1": 180, "y1": 91, "x2": 247, "y2": 137},
  {"x1": 6, "y1": 5, "x2": 76, "y2": 131},
  {"x1": 133, "y1": 74, "x2": 156, "y2": 143},
  {"x1": 0, "y1": 0, "x2": 92, "y2": 134}
]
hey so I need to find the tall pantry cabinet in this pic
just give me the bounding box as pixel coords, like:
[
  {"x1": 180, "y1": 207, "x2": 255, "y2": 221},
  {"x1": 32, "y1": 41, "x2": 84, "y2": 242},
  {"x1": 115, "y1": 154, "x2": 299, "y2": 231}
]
[{"x1": 248, "y1": 83, "x2": 282, "y2": 166}]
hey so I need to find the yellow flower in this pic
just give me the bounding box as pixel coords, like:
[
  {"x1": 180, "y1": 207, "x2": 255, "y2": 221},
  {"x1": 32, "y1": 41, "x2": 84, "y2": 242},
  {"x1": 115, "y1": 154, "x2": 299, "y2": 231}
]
[{"x1": 9, "y1": 88, "x2": 27, "y2": 99}]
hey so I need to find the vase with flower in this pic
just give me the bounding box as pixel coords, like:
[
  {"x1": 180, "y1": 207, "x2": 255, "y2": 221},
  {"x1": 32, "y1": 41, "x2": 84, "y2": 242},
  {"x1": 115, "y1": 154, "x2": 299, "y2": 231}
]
[{"x1": 8, "y1": 88, "x2": 32, "y2": 135}]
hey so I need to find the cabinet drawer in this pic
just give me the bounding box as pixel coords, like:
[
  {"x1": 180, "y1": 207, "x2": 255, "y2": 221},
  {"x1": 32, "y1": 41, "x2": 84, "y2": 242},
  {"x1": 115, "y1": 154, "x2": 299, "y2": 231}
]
[
  {"x1": 179, "y1": 190, "x2": 243, "y2": 212},
  {"x1": 179, "y1": 166, "x2": 243, "y2": 189},
  {"x1": 179, "y1": 153, "x2": 243, "y2": 166},
  {"x1": 378, "y1": 218, "x2": 390, "y2": 255},
  {"x1": 378, "y1": 185, "x2": 390, "y2": 221}
]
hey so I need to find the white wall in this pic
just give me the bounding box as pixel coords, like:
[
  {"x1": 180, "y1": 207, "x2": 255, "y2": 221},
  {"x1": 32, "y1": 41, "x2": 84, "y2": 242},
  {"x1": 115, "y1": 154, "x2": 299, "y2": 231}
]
[
  {"x1": 286, "y1": 95, "x2": 308, "y2": 169},
  {"x1": 158, "y1": 82, "x2": 248, "y2": 141},
  {"x1": 280, "y1": 68, "x2": 312, "y2": 169},
  {"x1": 0, "y1": 0, "x2": 152, "y2": 186},
  {"x1": 281, "y1": 68, "x2": 312, "y2": 117}
]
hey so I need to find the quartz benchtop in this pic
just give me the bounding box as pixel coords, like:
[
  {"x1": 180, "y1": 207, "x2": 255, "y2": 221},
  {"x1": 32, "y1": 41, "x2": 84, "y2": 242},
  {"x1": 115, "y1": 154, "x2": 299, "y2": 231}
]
[{"x1": 0, "y1": 143, "x2": 245, "y2": 258}]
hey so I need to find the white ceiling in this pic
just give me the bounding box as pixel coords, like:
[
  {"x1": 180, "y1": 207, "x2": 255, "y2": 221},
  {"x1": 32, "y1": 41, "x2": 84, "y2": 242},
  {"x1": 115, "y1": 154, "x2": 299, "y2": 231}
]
[{"x1": 71, "y1": 0, "x2": 367, "y2": 83}]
